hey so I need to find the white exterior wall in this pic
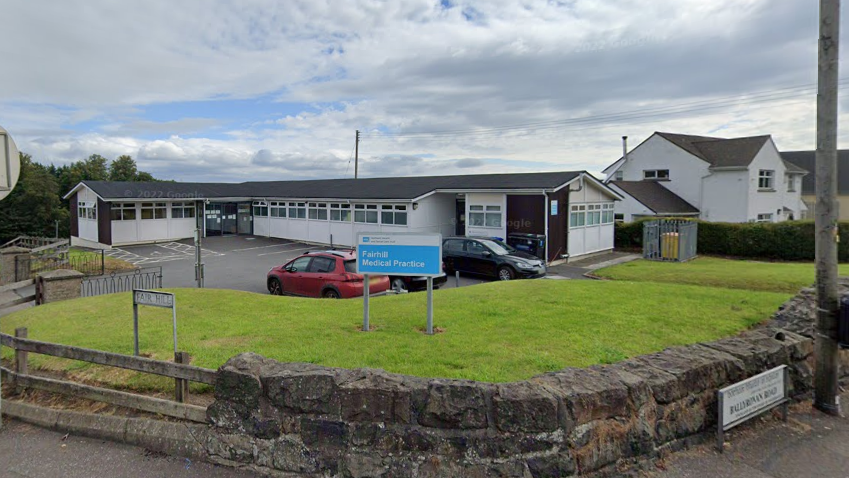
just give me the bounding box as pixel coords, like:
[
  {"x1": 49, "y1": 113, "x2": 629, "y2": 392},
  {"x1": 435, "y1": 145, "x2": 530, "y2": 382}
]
[
  {"x1": 745, "y1": 141, "x2": 805, "y2": 222},
  {"x1": 568, "y1": 180, "x2": 615, "y2": 258},
  {"x1": 610, "y1": 135, "x2": 710, "y2": 209},
  {"x1": 409, "y1": 193, "x2": 456, "y2": 238},
  {"x1": 111, "y1": 200, "x2": 196, "y2": 246},
  {"x1": 700, "y1": 169, "x2": 749, "y2": 222},
  {"x1": 77, "y1": 189, "x2": 99, "y2": 243},
  {"x1": 465, "y1": 193, "x2": 507, "y2": 239}
]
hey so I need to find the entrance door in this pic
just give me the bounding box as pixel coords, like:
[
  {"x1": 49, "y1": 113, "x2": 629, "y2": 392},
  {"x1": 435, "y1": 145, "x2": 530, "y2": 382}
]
[
  {"x1": 455, "y1": 199, "x2": 466, "y2": 236},
  {"x1": 205, "y1": 204, "x2": 222, "y2": 236},
  {"x1": 222, "y1": 203, "x2": 238, "y2": 235},
  {"x1": 238, "y1": 203, "x2": 252, "y2": 234}
]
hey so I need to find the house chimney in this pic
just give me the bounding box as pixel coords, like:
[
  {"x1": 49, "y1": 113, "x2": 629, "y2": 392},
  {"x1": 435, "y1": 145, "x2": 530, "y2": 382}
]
[{"x1": 622, "y1": 136, "x2": 628, "y2": 162}]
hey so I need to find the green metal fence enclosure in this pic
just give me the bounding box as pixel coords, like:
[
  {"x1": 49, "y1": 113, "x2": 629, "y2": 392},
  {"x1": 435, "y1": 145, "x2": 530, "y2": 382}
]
[{"x1": 643, "y1": 220, "x2": 698, "y2": 262}]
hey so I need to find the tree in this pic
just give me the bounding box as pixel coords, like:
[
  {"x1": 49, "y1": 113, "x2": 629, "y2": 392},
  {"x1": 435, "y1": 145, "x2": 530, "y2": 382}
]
[
  {"x1": 136, "y1": 171, "x2": 155, "y2": 182},
  {"x1": 0, "y1": 153, "x2": 68, "y2": 241},
  {"x1": 109, "y1": 155, "x2": 138, "y2": 181}
]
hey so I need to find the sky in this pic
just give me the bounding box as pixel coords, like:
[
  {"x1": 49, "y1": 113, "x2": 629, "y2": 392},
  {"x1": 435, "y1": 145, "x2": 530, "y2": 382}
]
[{"x1": 0, "y1": 0, "x2": 843, "y2": 183}]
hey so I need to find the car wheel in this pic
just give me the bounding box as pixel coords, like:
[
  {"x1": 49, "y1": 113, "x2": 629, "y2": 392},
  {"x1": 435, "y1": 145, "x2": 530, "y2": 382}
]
[
  {"x1": 268, "y1": 278, "x2": 283, "y2": 295},
  {"x1": 391, "y1": 278, "x2": 407, "y2": 292},
  {"x1": 497, "y1": 266, "x2": 515, "y2": 281},
  {"x1": 443, "y1": 259, "x2": 455, "y2": 274},
  {"x1": 323, "y1": 288, "x2": 340, "y2": 299}
]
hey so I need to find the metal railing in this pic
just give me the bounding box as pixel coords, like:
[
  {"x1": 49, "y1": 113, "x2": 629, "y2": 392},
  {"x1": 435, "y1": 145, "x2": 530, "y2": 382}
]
[{"x1": 81, "y1": 267, "x2": 163, "y2": 297}]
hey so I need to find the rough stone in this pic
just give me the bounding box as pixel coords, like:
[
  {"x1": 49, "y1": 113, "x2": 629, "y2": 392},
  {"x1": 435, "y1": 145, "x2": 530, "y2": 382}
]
[
  {"x1": 264, "y1": 369, "x2": 341, "y2": 415},
  {"x1": 418, "y1": 380, "x2": 490, "y2": 429},
  {"x1": 527, "y1": 453, "x2": 577, "y2": 478},
  {"x1": 214, "y1": 353, "x2": 266, "y2": 408},
  {"x1": 339, "y1": 369, "x2": 412, "y2": 423},
  {"x1": 493, "y1": 381, "x2": 559, "y2": 433},
  {"x1": 300, "y1": 418, "x2": 348, "y2": 450},
  {"x1": 532, "y1": 367, "x2": 631, "y2": 428}
]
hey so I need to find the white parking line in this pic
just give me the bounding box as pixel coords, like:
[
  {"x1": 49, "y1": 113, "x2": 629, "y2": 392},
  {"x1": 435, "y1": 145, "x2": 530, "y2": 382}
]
[
  {"x1": 231, "y1": 242, "x2": 299, "y2": 252},
  {"x1": 257, "y1": 245, "x2": 322, "y2": 257}
]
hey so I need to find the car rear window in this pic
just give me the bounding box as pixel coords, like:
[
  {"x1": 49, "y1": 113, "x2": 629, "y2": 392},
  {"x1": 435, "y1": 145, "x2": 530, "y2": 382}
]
[{"x1": 344, "y1": 260, "x2": 357, "y2": 273}]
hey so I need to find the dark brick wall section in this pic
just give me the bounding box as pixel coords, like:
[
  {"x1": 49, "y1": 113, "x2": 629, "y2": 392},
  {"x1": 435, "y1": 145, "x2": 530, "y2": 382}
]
[{"x1": 205, "y1": 323, "x2": 819, "y2": 477}]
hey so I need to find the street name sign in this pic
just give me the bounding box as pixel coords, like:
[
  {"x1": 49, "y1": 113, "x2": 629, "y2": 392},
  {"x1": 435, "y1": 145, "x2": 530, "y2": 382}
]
[
  {"x1": 0, "y1": 125, "x2": 21, "y2": 201},
  {"x1": 356, "y1": 233, "x2": 442, "y2": 276},
  {"x1": 132, "y1": 289, "x2": 178, "y2": 355},
  {"x1": 717, "y1": 365, "x2": 788, "y2": 451}
]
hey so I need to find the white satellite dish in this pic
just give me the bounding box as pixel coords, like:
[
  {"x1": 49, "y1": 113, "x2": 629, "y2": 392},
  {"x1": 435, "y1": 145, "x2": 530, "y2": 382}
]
[{"x1": 0, "y1": 125, "x2": 21, "y2": 201}]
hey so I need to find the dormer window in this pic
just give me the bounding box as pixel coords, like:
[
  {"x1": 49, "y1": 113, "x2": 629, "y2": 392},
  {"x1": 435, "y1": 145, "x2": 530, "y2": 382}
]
[
  {"x1": 613, "y1": 170, "x2": 624, "y2": 181},
  {"x1": 643, "y1": 169, "x2": 669, "y2": 180}
]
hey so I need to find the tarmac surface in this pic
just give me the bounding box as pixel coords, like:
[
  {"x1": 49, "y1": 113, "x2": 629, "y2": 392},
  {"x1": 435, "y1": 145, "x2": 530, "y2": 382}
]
[{"x1": 0, "y1": 418, "x2": 256, "y2": 478}]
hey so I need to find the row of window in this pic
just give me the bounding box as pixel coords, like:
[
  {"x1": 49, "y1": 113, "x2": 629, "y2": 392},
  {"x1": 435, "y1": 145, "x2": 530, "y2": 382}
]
[
  {"x1": 78, "y1": 201, "x2": 97, "y2": 220},
  {"x1": 570, "y1": 203, "x2": 615, "y2": 228},
  {"x1": 252, "y1": 202, "x2": 409, "y2": 225},
  {"x1": 110, "y1": 202, "x2": 196, "y2": 221},
  {"x1": 615, "y1": 168, "x2": 797, "y2": 193}
]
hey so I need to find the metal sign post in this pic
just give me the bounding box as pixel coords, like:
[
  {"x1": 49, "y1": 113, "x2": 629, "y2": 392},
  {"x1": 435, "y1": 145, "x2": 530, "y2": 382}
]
[
  {"x1": 132, "y1": 289, "x2": 178, "y2": 355},
  {"x1": 363, "y1": 274, "x2": 370, "y2": 332},
  {"x1": 194, "y1": 228, "x2": 204, "y2": 288},
  {"x1": 356, "y1": 233, "x2": 442, "y2": 334}
]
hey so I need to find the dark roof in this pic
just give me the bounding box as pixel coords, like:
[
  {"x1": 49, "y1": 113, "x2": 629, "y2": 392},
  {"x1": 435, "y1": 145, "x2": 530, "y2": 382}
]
[
  {"x1": 610, "y1": 181, "x2": 700, "y2": 215},
  {"x1": 656, "y1": 132, "x2": 772, "y2": 168},
  {"x1": 781, "y1": 150, "x2": 849, "y2": 195},
  {"x1": 76, "y1": 171, "x2": 587, "y2": 201}
]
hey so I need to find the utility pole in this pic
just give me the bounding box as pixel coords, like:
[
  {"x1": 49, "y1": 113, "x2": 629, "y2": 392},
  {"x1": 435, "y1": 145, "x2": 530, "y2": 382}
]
[
  {"x1": 814, "y1": 0, "x2": 842, "y2": 416},
  {"x1": 354, "y1": 130, "x2": 360, "y2": 179}
]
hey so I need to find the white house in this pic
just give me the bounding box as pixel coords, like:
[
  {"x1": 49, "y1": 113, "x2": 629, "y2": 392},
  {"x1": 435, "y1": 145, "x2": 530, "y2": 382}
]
[
  {"x1": 603, "y1": 132, "x2": 808, "y2": 223},
  {"x1": 64, "y1": 171, "x2": 622, "y2": 263}
]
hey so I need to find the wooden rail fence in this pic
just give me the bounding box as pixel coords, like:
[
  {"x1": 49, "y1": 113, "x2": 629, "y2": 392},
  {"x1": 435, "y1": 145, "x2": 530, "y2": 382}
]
[{"x1": 0, "y1": 329, "x2": 216, "y2": 423}]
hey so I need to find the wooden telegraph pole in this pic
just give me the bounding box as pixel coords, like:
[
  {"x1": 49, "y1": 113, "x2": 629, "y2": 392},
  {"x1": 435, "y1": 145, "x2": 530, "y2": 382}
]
[{"x1": 814, "y1": 0, "x2": 842, "y2": 416}]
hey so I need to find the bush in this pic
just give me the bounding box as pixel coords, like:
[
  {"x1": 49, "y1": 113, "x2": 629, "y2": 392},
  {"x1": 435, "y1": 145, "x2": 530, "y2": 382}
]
[{"x1": 615, "y1": 219, "x2": 849, "y2": 262}]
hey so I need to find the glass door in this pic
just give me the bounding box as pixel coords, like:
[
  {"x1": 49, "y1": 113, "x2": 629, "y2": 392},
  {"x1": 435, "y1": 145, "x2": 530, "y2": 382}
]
[
  {"x1": 222, "y1": 203, "x2": 238, "y2": 235},
  {"x1": 205, "y1": 203, "x2": 222, "y2": 236},
  {"x1": 238, "y1": 203, "x2": 253, "y2": 234}
]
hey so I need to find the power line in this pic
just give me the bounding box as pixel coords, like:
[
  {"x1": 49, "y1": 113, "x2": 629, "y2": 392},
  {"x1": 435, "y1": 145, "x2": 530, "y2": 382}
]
[{"x1": 360, "y1": 79, "x2": 849, "y2": 140}]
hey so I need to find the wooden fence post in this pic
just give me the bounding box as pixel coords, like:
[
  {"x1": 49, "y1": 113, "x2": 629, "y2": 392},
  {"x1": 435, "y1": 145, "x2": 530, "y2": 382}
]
[
  {"x1": 174, "y1": 352, "x2": 190, "y2": 403},
  {"x1": 14, "y1": 328, "x2": 28, "y2": 390}
]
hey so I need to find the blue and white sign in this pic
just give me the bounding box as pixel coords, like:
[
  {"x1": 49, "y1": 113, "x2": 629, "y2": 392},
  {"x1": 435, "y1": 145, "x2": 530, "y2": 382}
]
[{"x1": 357, "y1": 233, "x2": 442, "y2": 276}]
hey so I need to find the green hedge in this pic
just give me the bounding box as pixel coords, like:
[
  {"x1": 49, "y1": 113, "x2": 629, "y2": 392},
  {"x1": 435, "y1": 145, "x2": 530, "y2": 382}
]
[{"x1": 615, "y1": 219, "x2": 849, "y2": 262}]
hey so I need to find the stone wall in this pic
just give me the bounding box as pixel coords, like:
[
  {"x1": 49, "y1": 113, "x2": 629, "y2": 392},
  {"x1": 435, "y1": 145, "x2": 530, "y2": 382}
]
[
  {"x1": 205, "y1": 325, "x2": 815, "y2": 477},
  {"x1": 0, "y1": 246, "x2": 30, "y2": 285},
  {"x1": 37, "y1": 269, "x2": 84, "y2": 304}
]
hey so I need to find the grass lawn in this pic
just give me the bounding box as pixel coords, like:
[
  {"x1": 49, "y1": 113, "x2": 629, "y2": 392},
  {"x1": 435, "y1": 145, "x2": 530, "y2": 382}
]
[
  {"x1": 0, "y1": 280, "x2": 788, "y2": 390},
  {"x1": 595, "y1": 257, "x2": 849, "y2": 294}
]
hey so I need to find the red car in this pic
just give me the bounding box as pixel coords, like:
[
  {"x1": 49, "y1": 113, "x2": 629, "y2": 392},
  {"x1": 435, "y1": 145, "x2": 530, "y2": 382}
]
[{"x1": 267, "y1": 250, "x2": 390, "y2": 299}]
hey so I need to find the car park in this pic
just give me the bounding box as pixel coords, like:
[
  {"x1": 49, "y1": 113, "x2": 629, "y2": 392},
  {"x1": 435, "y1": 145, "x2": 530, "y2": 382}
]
[
  {"x1": 267, "y1": 250, "x2": 390, "y2": 298},
  {"x1": 389, "y1": 273, "x2": 448, "y2": 292},
  {"x1": 442, "y1": 236, "x2": 546, "y2": 281}
]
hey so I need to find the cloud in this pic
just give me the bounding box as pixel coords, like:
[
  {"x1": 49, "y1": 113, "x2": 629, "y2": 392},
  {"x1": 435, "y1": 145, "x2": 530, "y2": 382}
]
[{"x1": 0, "y1": 0, "x2": 837, "y2": 186}]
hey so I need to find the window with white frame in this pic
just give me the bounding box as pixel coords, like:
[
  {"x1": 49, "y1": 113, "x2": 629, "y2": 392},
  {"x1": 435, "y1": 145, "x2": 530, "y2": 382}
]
[
  {"x1": 643, "y1": 169, "x2": 670, "y2": 180},
  {"x1": 288, "y1": 202, "x2": 306, "y2": 219},
  {"x1": 330, "y1": 203, "x2": 351, "y2": 222},
  {"x1": 601, "y1": 203, "x2": 615, "y2": 224},
  {"x1": 570, "y1": 205, "x2": 586, "y2": 228},
  {"x1": 270, "y1": 201, "x2": 286, "y2": 218},
  {"x1": 758, "y1": 170, "x2": 774, "y2": 190},
  {"x1": 586, "y1": 204, "x2": 602, "y2": 225},
  {"x1": 613, "y1": 170, "x2": 624, "y2": 181},
  {"x1": 354, "y1": 204, "x2": 378, "y2": 224},
  {"x1": 252, "y1": 201, "x2": 268, "y2": 217},
  {"x1": 468, "y1": 204, "x2": 501, "y2": 228},
  {"x1": 79, "y1": 201, "x2": 97, "y2": 220},
  {"x1": 786, "y1": 175, "x2": 796, "y2": 192},
  {"x1": 140, "y1": 202, "x2": 166, "y2": 220},
  {"x1": 110, "y1": 202, "x2": 136, "y2": 221},
  {"x1": 381, "y1": 204, "x2": 408, "y2": 226},
  {"x1": 756, "y1": 213, "x2": 773, "y2": 223},
  {"x1": 171, "y1": 202, "x2": 195, "y2": 219},
  {"x1": 308, "y1": 202, "x2": 328, "y2": 220}
]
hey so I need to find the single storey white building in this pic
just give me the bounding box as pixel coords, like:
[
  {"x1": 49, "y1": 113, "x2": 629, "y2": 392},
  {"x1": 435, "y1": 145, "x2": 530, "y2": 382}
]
[{"x1": 64, "y1": 171, "x2": 622, "y2": 263}]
